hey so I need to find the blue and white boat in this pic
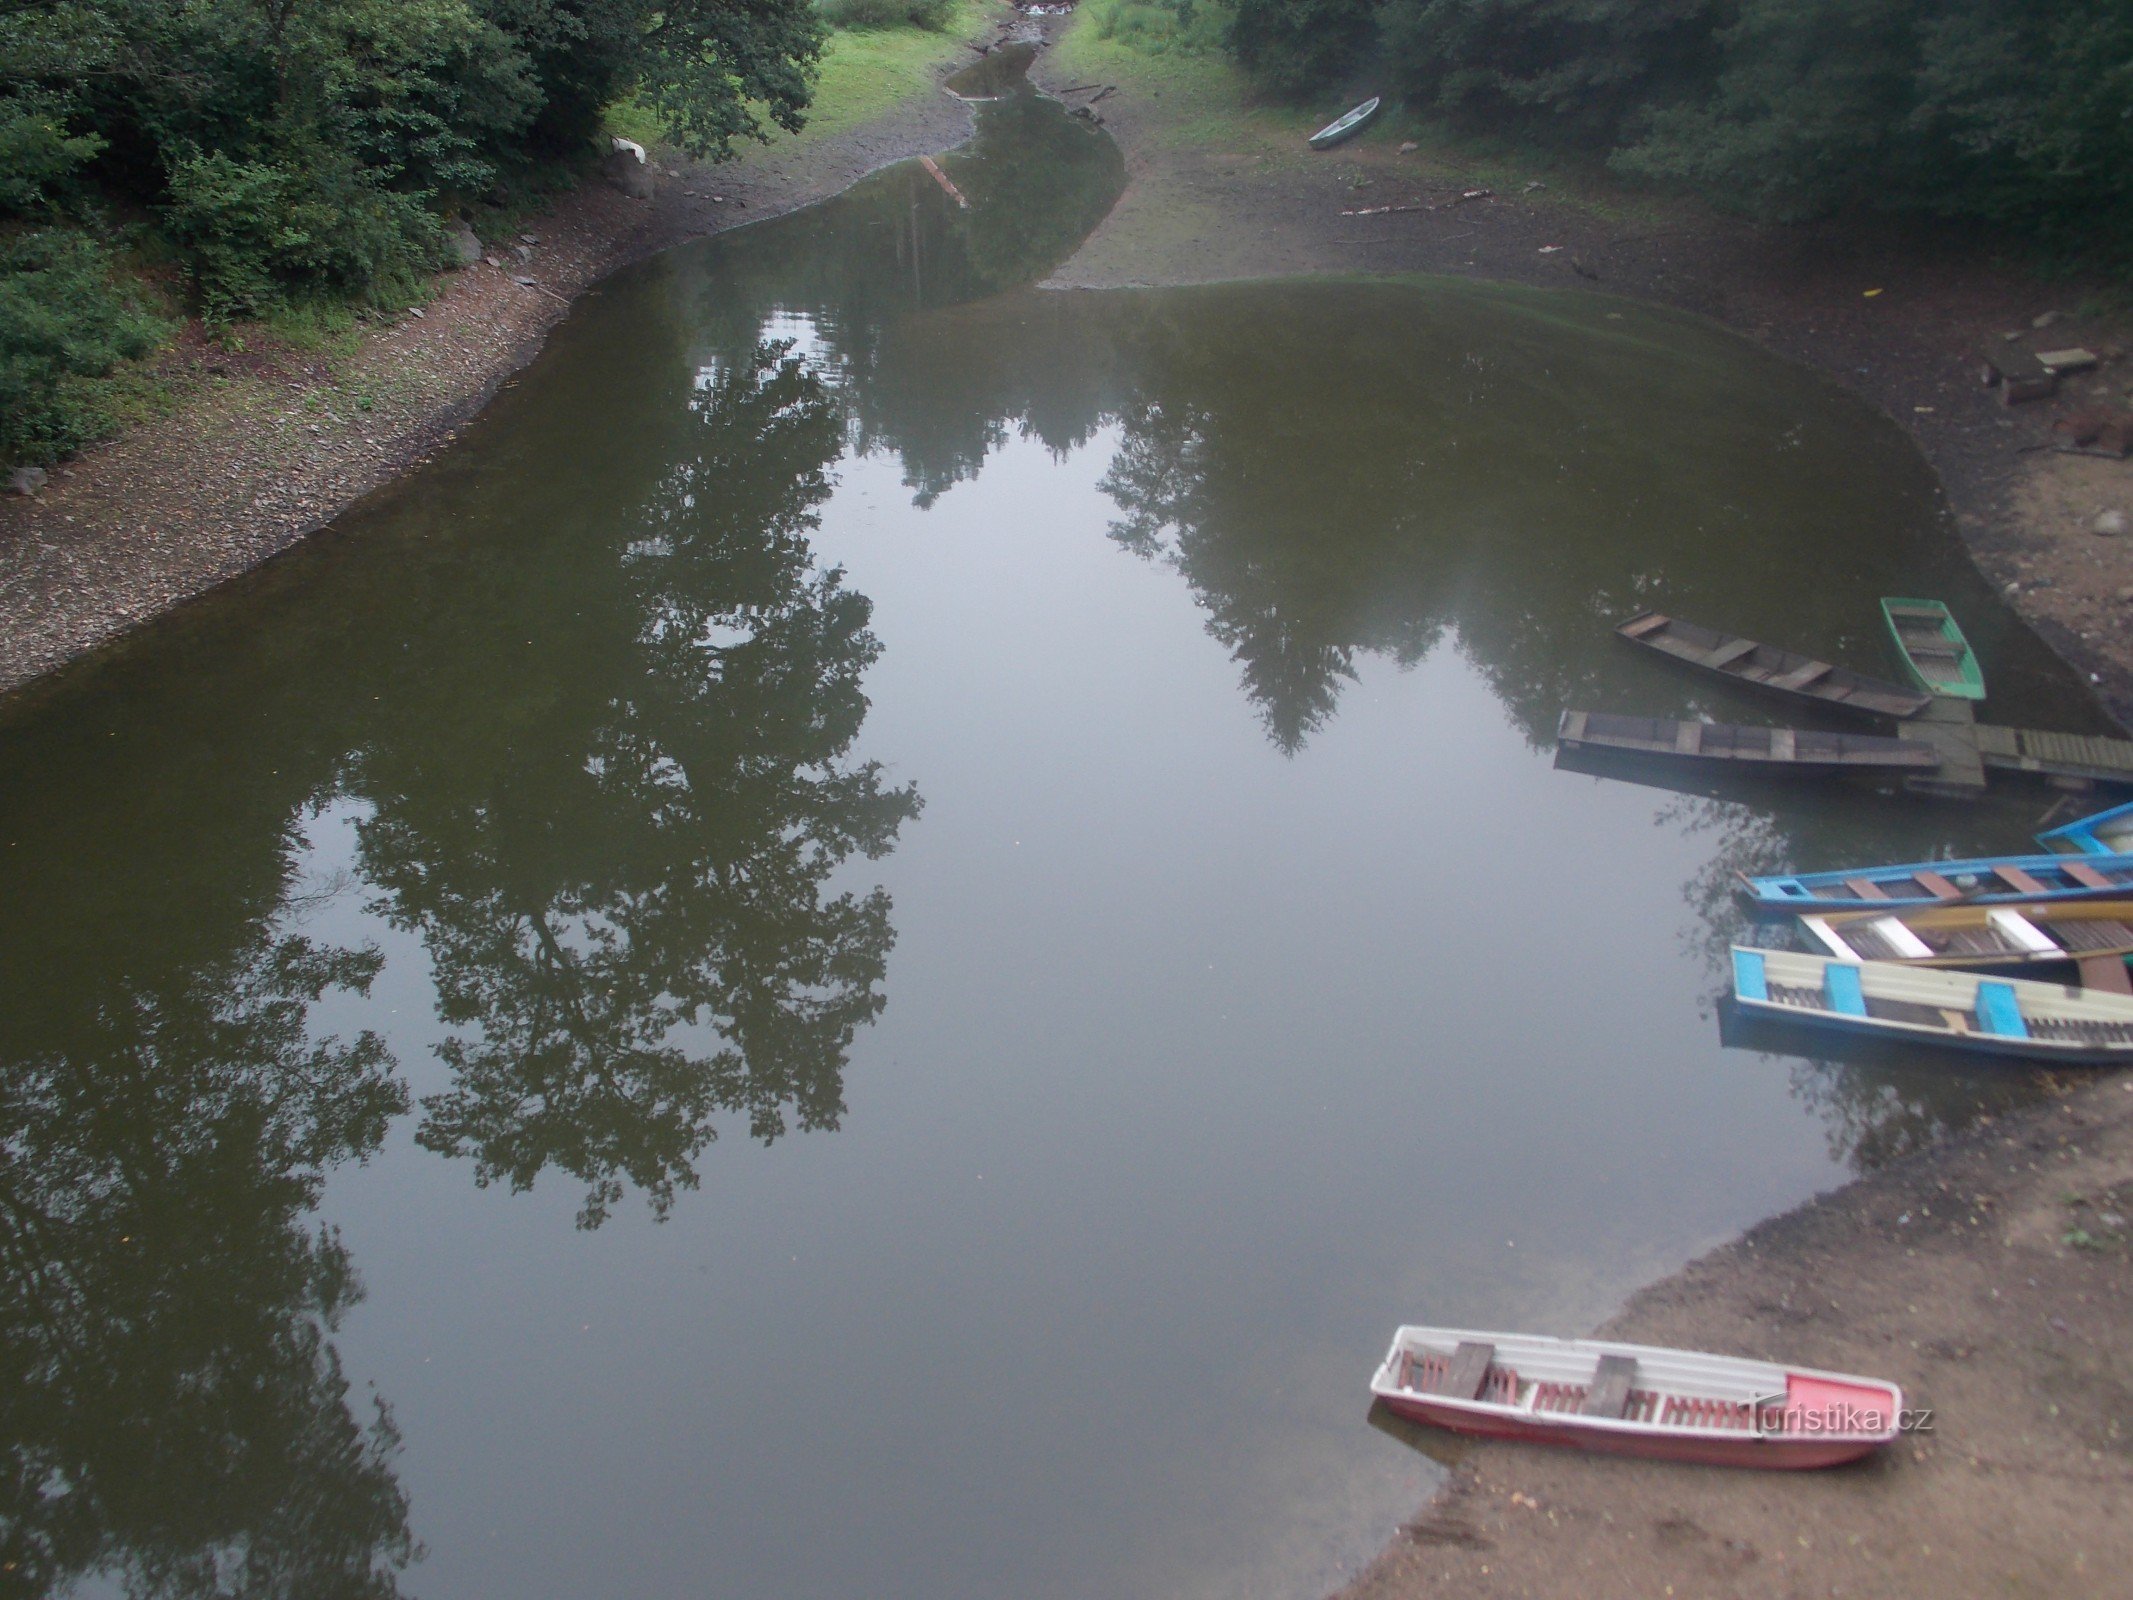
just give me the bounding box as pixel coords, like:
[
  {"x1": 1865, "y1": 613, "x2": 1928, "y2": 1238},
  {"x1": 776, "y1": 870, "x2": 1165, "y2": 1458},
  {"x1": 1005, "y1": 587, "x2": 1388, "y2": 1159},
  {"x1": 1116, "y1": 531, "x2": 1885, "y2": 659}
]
[
  {"x1": 2036, "y1": 800, "x2": 2133, "y2": 859},
  {"x1": 1729, "y1": 946, "x2": 2133, "y2": 1064},
  {"x1": 1739, "y1": 852, "x2": 2133, "y2": 914}
]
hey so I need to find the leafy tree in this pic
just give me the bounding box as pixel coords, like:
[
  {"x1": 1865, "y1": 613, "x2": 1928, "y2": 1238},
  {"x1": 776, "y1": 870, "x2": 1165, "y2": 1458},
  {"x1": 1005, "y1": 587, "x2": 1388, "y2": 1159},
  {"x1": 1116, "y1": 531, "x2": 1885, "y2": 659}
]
[
  {"x1": 1223, "y1": 0, "x2": 1380, "y2": 98},
  {"x1": 1377, "y1": 0, "x2": 1723, "y2": 142},
  {"x1": 0, "y1": 229, "x2": 166, "y2": 462}
]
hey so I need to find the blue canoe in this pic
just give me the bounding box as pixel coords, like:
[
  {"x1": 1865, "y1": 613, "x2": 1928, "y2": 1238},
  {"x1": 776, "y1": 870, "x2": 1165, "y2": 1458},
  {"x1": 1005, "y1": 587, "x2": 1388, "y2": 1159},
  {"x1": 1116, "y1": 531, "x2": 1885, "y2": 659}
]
[
  {"x1": 1739, "y1": 851, "x2": 2133, "y2": 914},
  {"x1": 1729, "y1": 946, "x2": 2133, "y2": 1065},
  {"x1": 2037, "y1": 799, "x2": 2133, "y2": 858}
]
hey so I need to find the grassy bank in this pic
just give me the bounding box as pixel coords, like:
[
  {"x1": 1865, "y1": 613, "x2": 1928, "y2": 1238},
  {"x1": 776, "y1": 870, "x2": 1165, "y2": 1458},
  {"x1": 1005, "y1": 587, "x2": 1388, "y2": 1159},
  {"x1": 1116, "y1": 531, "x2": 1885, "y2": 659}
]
[{"x1": 610, "y1": 4, "x2": 1004, "y2": 155}]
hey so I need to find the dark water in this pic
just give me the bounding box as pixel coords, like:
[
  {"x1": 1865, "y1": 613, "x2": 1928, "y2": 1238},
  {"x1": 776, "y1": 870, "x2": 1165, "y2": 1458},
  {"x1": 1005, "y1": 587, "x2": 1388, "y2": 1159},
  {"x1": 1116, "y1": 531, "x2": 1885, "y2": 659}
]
[{"x1": 0, "y1": 65, "x2": 2110, "y2": 1600}]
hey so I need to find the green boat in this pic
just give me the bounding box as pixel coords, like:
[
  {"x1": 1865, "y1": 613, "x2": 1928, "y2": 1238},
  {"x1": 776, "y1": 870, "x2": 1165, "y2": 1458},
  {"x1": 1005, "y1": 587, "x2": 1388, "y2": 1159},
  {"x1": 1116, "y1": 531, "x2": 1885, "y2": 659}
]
[{"x1": 1879, "y1": 597, "x2": 1984, "y2": 700}]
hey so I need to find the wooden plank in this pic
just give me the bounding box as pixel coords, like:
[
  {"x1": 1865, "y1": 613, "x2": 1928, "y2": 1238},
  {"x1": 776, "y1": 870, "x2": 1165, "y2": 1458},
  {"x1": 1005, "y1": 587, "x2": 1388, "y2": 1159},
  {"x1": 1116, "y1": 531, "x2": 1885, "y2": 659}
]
[
  {"x1": 1996, "y1": 865, "x2": 2050, "y2": 894},
  {"x1": 1771, "y1": 728, "x2": 1797, "y2": 762},
  {"x1": 1438, "y1": 1341, "x2": 1495, "y2": 1402},
  {"x1": 1705, "y1": 638, "x2": 1759, "y2": 670},
  {"x1": 1561, "y1": 710, "x2": 1587, "y2": 743},
  {"x1": 2064, "y1": 862, "x2": 2116, "y2": 891},
  {"x1": 1582, "y1": 1355, "x2": 1636, "y2": 1420},
  {"x1": 1771, "y1": 660, "x2": 1833, "y2": 691},
  {"x1": 1675, "y1": 721, "x2": 1703, "y2": 755},
  {"x1": 2078, "y1": 955, "x2": 2133, "y2": 996},
  {"x1": 1843, "y1": 877, "x2": 1891, "y2": 902},
  {"x1": 1620, "y1": 612, "x2": 1670, "y2": 640},
  {"x1": 1913, "y1": 870, "x2": 1964, "y2": 901}
]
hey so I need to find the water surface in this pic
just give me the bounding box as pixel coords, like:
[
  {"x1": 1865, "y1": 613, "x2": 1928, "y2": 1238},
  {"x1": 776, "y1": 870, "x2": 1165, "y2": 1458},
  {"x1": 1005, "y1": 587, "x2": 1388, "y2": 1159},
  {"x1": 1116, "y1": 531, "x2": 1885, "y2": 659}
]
[{"x1": 0, "y1": 68, "x2": 2109, "y2": 1600}]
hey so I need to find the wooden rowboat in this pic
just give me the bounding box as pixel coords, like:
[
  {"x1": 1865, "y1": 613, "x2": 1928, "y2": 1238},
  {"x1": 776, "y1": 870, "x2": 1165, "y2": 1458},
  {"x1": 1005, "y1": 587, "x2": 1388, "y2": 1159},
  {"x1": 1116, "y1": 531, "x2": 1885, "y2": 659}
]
[
  {"x1": 1617, "y1": 612, "x2": 1929, "y2": 719},
  {"x1": 1730, "y1": 945, "x2": 2133, "y2": 1063},
  {"x1": 1309, "y1": 97, "x2": 1380, "y2": 150},
  {"x1": 1799, "y1": 900, "x2": 2133, "y2": 992},
  {"x1": 1881, "y1": 597, "x2": 1984, "y2": 700},
  {"x1": 1369, "y1": 1326, "x2": 1901, "y2": 1470},
  {"x1": 2037, "y1": 798, "x2": 2133, "y2": 858},
  {"x1": 1557, "y1": 710, "x2": 1935, "y2": 775},
  {"x1": 1739, "y1": 852, "x2": 2133, "y2": 914}
]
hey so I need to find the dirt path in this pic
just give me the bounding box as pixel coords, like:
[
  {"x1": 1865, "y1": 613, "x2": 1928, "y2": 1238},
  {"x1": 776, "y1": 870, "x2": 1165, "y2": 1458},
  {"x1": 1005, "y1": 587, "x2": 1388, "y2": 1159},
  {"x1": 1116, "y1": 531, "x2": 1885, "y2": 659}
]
[{"x1": 0, "y1": 12, "x2": 1017, "y2": 700}]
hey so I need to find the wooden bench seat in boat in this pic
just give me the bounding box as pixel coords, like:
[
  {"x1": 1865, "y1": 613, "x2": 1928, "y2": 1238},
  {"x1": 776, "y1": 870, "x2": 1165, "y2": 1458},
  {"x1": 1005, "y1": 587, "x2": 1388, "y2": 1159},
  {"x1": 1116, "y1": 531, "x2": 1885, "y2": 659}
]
[
  {"x1": 1581, "y1": 1355, "x2": 1637, "y2": 1419},
  {"x1": 1436, "y1": 1340, "x2": 1496, "y2": 1401}
]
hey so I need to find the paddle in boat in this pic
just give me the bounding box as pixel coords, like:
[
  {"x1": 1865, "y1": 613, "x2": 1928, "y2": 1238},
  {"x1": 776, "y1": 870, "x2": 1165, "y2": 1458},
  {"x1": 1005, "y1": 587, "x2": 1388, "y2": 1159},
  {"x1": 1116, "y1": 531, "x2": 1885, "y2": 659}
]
[
  {"x1": 1616, "y1": 612, "x2": 1930, "y2": 719},
  {"x1": 1370, "y1": 1326, "x2": 1901, "y2": 1469},
  {"x1": 2037, "y1": 798, "x2": 2133, "y2": 858},
  {"x1": 1798, "y1": 900, "x2": 2133, "y2": 993},
  {"x1": 1739, "y1": 851, "x2": 2133, "y2": 915},
  {"x1": 1880, "y1": 597, "x2": 1985, "y2": 700},
  {"x1": 1730, "y1": 945, "x2": 2133, "y2": 1063},
  {"x1": 1557, "y1": 710, "x2": 1935, "y2": 776},
  {"x1": 1309, "y1": 96, "x2": 1380, "y2": 150}
]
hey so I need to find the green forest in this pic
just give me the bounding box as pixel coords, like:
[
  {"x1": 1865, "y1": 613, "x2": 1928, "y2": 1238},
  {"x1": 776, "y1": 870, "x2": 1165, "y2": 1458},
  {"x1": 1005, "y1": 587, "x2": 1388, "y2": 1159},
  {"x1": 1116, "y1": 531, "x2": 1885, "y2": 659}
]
[
  {"x1": 1125, "y1": 1, "x2": 2132, "y2": 248},
  {"x1": 7, "y1": 1, "x2": 2131, "y2": 471},
  {"x1": 0, "y1": 0, "x2": 828, "y2": 464}
]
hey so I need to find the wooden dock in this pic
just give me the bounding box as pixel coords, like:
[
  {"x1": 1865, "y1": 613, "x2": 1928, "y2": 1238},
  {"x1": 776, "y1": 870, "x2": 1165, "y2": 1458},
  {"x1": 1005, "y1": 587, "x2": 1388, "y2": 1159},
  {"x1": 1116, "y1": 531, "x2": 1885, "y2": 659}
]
[{"x1": 1898, "y1": 698, "x2": 2133, "y2": 797}]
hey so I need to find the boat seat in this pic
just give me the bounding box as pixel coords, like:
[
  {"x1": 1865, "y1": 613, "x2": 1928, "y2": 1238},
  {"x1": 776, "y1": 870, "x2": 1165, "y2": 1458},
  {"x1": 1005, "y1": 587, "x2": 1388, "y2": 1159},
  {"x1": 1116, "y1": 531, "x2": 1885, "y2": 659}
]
[
  {"x1": 1705, "y1": 638, "x2": 1759, "y2": 670},
  {"x1": 1823, "y1": 963, "x2": 1868, "y2": 1017},
  {"x1": 1582, "y1": 1355, "x2": 1636, "y2": 1419},
  {"x1": 1975, "y1": 980, "x2": 2029, "y2": 1039},
  {"x1": 1433, "y1": 1341, "x2": 1496, "y2": 1402},
  {"x1": 1994, "y1": 865, "x2": 2049, "y2": 894},
  {"x1": 1771, "y1": 660, "x2": 1832, "y2": 690},
  {"x1": 1842, "y1": 877, "x2": 1890, "y2": 901},
  {"x1": 2063, "y1": 862, "x2": 2115, "y2": 891},
  {"x1": 1620, "y1": 612, "x2": 1669, "y2": 639},
  {"x1": 1912, "y1": 871, "x2": 1963, "y2": 901}
]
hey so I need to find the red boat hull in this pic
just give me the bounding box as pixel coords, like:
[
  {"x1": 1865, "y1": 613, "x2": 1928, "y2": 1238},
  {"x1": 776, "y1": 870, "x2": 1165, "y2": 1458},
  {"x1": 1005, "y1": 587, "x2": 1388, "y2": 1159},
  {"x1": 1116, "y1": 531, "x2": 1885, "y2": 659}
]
[{"x1": 1378, "y1": 1392, "x2": 1887, "y2": 1470}]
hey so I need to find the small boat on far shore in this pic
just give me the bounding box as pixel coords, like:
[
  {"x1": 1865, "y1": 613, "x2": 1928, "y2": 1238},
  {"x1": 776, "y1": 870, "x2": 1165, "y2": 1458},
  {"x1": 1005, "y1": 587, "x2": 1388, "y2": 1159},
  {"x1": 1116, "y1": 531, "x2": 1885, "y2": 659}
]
[
  {"x1": 1309, "y1": 96, "x2": 1380, "y2": 150},
  {"x1": 1730, "y1": 945, "x2": 2133, "y2": 1063},
  {"x1": 1617, "y1": 611, "x2": 1930, "y2": 719},
  {"x1": 2037, "y1": 799, "x2": 2133, "y2": 858},
  {"x1": 1881, "y1": 597, "x2": 1984, "y2": 700},
  {"x1": 1740, "y1": 851, "x2": 2133, "y2": 914},
  {"x1": 1370, "y1": 1325, "x2": 1901, "y2": 1469}
]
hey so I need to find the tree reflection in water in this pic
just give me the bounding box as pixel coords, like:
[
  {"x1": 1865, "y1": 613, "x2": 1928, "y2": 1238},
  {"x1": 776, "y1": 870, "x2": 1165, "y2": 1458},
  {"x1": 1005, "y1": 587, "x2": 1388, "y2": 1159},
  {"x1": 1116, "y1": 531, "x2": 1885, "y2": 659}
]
[
  {"x1": 355, "y1": 340, "x2": 921, "y2": 1227},
  {"x1": 0, "y1": 927, "x2": 414, "y2": 1598}
]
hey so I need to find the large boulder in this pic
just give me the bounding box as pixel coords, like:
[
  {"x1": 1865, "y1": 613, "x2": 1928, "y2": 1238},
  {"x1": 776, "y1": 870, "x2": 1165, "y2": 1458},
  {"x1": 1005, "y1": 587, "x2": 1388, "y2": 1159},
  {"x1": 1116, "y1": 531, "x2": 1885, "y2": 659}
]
[{"x1": 447, "y1": 219, "x2": 483, "y2": 267}]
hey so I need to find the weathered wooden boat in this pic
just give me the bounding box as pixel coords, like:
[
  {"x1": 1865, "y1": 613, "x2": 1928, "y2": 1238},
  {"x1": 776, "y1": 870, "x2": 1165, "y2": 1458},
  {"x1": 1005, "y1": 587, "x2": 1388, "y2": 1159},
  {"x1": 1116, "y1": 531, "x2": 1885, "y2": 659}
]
[
  {"x1": 1369, "y1": 1326, "x2": 1901, "y2": 1470},
  {"x1": 1739, "y1": 852, "x2": 2133, "y2": 914},
  {"x1": 1309, "y1": 96, "x2": 1380, "y2": 150},
  {"x1": 1557, "y1": 710, "x2": 1936, "y2": 776},
  {"x1": 2037, "y1": 798, "x2": 2133, "y2": 858},
  {"x1": 1799, "y1": 900, "x2": 2133, "y2": 992},
  {"x1": 1880, "y1": 597, "x2": 1984, "y2": 700},
  {"x1": 1730, "y1": 945, "x2": 2133, "y2": 1063},
  {"x1": 1616, "y1": 612, "x2": 1930, "y2": 719}
]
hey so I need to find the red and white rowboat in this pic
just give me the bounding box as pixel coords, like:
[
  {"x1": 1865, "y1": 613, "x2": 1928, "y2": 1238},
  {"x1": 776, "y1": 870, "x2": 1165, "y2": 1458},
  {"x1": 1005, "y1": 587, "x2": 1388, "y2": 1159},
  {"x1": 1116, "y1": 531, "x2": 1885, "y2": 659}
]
[{"x1": 1369, "y1": 1326, "x2": 1901, "y2": 1469}]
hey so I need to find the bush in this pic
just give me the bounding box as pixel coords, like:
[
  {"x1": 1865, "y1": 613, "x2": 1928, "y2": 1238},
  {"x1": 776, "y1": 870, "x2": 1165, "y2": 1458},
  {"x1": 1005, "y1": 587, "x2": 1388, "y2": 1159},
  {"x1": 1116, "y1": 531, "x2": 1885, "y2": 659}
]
[
  {"x1": 1085, "y1": 0, "x2": 1230, "y2": 55},
  {"x1": 0, "y1": 229, "x2": 168, "y2": 466},
  {"x1": 816, "y1": 0, "x2": 954, "y2": 30},
  {"x1": 164, "y1": 149, "x2": 443, "y2": 322},
  {"x1": 1223, "y1": 0, "x2": 1380, "y2": 98}
]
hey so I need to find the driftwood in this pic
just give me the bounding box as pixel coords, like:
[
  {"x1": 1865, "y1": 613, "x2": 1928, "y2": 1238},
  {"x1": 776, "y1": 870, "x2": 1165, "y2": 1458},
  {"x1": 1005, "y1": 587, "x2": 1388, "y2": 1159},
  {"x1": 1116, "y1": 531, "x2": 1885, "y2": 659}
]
[{"x1": 1091, "y1": 85, "x2": 1117, "y2": 103}]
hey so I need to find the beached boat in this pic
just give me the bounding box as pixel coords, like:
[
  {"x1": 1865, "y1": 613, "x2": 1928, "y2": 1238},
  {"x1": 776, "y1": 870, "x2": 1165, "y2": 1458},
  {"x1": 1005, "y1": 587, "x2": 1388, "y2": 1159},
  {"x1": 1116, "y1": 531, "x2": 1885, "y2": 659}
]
[
  {"x1": 1799, "y1": 900, "x2": 2133, "y2": 992},
  {"x1": 1616, "y1": 612, "x2": 1930, "y2": 719},
  {"x1": 1309, "y1": 97, "x2": 1380, "y2": 150},
  {"x1": 1730, "y1": 945, "x2": 2133, "y2": 1063},
  {"x1": 1739, "y1": 852, "x2": 2133, "y2": 914},
  {"x1": 1880, "y1": 598, "x2": 1984, "y2": 700},
  {"x1": 2037, "y1": 799, "x2": 2133, "y2": 858},
  {"x1": 1557, "y1": 710, "x2": 1936, "y2": 775},
  {"x1": 1369, "y1": 1326, "x2": 1901, "y2": 1470}
]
